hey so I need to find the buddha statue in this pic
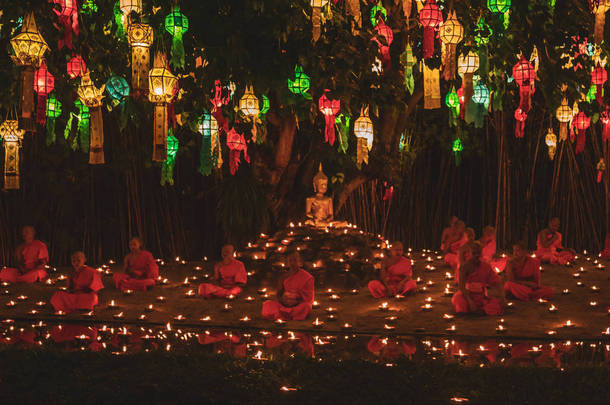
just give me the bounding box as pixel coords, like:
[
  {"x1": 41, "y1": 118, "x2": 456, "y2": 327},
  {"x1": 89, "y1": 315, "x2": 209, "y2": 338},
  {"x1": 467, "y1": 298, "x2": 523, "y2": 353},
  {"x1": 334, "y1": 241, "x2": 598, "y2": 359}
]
[{"x1": 305, "y1": 165, "x2": 346, "y2": 228}]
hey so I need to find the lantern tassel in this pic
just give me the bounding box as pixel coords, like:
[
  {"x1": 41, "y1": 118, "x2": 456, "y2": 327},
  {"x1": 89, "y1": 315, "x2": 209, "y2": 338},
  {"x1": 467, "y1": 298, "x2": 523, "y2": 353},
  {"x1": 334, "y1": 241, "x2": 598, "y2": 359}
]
[
  {"x1": 170, "y1": 34, "x2": 185, "y2": 70},
  {"x1": 335, "y1": 114, "x2": 350, "y2": 154},
  {"x1": 153, "y1": 104, "x2": 168, "y2": 162},
  {"x1": 46, "y1": 117, "x2": 56, "y2": 146},
  {"x1": 89, "y1": 106, "x2": 104, "y2": 164},
  {"x1": 36, "y1": 94, "x2": 47, "y2": 125},
  {"x1": 356, "y1": 137, "x2": 369, "y2": 166},
  {"x1": 20, "y1": 67, "x2": 35, "y2": 132},
  {"x1": 312, "y1": 6, "x2": 322, "y2": 42},
  {"x1": 324, "y1": 114, "x2": 336, "y2": 146},
  {"x1": 597, "y1": 170, "x2": 603, "y2": 183},
  {"x1": 576, "y1": 130, "x2": 586, "y2": 154},
  {"x1": 229, "y1": 149, "x2": 241, "y2": 175},
  {"x1": 423, "y1": 27, "x2": 435, "y2": 59},
  {"x1": 199, "y1": 136, "x2": 213, "y2": 176},
  {"x1": 604, "y1": 122, "x2": 610, "y2": 142}
]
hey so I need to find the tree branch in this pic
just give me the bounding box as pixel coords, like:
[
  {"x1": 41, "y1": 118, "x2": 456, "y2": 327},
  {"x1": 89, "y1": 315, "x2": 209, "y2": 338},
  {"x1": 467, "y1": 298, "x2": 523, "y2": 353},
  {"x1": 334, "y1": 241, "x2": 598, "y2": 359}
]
[{"x1": 335, "y1": 174, "x2": 368, "y2": 214}]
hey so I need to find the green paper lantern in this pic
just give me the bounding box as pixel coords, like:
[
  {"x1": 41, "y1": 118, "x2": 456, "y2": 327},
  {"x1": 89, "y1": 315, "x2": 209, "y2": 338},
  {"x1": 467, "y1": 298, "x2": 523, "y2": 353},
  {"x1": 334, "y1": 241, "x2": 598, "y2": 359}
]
[
  {"x1": 445, "y1": 89, "x2": 459, "y2": 109},
  {"x1": 162, "y1": 130, "x2": 179, "y2": 186},
  {"x1": 474, "y1": 18, "x2": 493, "y2": 46},
  {"x1": 114, "y1": 1, "x2": 126, "y2": 38},
  {"x1": 106, "y1": 76, "x2": 130, "y2": 101},
  {"x1": 288, "y1": 66, "x2": 311, "y2": 98},
  {"x1": 81, "y1": 0, "x2": 98, "y2": 15},
  {"x1": 452, "y1": 138, "x2": 463, "y2": 153},
  {"x1": 165, "y1": 8, "x2": 189, "y2": 70},
  {"x1": 370, "y1": 1, "x2": 387, "y2": 27},
  {"x1": 259, "y1": 94, "x2": 270, "y2": 115},
  {"x1": 472, "y1": 84, "x2": 490, "y2": 104},
  {"x1": 487, "y1": 0, "x2": 511, "y2": 13},
  {"x1": 46, "y1": 94, "x2": 62, "y2": 145}
]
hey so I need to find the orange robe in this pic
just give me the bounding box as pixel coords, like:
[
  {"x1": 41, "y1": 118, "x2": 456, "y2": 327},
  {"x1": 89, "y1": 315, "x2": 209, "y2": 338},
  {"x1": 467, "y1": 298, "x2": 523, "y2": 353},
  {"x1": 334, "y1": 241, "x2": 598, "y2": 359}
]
[
  {"x1": 445, "y1": 233, "x2": 467, "y2": 269},
  {"x1": 452, "y1": 261, "x2": 503, "y2": 316},
  {"x1": 0, "y1": 240, "x2": 49, "y2": 283},
  {"x1": 113, "y1": 250, "x2": 158, "y2": 291},
  {"x1": 368, "y1": 256, "x2": 417, "y2": 298},
  {"x1": 504, "y1": 257, "x2": 554, "y2": 301},
  {"x1": 50, "y1": 265, "x2": 104, "y2": 313},
  {"x1": 481, "y1": 238, "x2": 508, "y2": 273},
  {"x1": 198, "y1": 259, "x2": 247, "y2": 298},
  {"x1": 262, "y1": 269, "x2": 314, "y2": 321},
  {"x1": 535, "y1": 231, "x2": 575, "y2": 265}
]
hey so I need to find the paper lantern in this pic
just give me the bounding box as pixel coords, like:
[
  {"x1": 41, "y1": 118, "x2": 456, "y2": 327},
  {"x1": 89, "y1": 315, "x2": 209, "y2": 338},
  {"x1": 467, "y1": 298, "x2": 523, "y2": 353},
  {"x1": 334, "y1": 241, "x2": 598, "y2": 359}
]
[
  {"x1": 10, "y1": 12, "x2": 49, "y2": 132},
  {"x1": 288, "y1": 66, "x2": 311, "y2": 98},
  {"x1": 597, "y1": 158, "x2": 606, "y2": 183},
  {"x1": 198, "y1": 111, "x2": 219, "y2": 176},
  {"x1": 106, "y1": 76, "x2": 130, "y2": 102},
  {"x1": 312, "y1": 0, "x2": 329, "y2": 42},
  {"x1": 423, "y1": 63, "x2": 441, "y2": 109},
  {"x1": 260, "y1": 94, "x2": 270, "y2": 116},
  {"x1": 512, "y1": 56, "x2": 535, "y2": 138},
  {"x1": 452, "y1": 138, "x2": 463, "y2": 165},
  {"x1": 119, "y1": 0, "x2": 142, "y2": 16},
  {"x1": 149, "y1": 53, "x2": 178, "y2": 162},
  {"x1": 487, "y1": 0, "x2": 511, "y2": 13},
  {"x1": 591, "y1": 64, "x2": 607, "y2": 102},
  {"x1": 601, "y1": 109, "x2": 610, "y2": 142},
  {"x1": 419, "y1": 0, "x2": 443, "y2": 59},
  {"x1": 74, "y1": 100, "x2": 90, "y2": 152},
  {"x1": 165, "y1": 7, "x2": 189, "y2": 69},
  {"x1": 514, "y1": 108, "x2": 527, "y2": 138},
  {"x1": 77, "y1": 71, "x2": 106, "y2": 164},
  {"x1": 472, "y1": 83, "x2": 490, "y2": 105},
  {"x1": 555, "y1": 99, "x2": 573, "y2": 142},
  {"x1": 45, "y1": 93, "x2": 62, "y2": 145},
  {"x1": 439, "y1": 11, "x2": 463, "y2": 81},
  {"x1": 318, "y1": 93, "x2": 340, "y2": 146},
  {"x1": 226, "y1": 128, "x2": 249, "y2": 175},
  {"x1": 127, "y1": 23, "x2": 154, "y2": 96},
  {"x1": 373, "y1": 18, "x2": 393, "y2": 70},
  {"x1": 67, "y1": 55, "x2": 86, "y2": 79},
  {"x1": 161, "y1": 130, "x2": 179, "y2": 186},
  {"x1": 0, "y1": 120, "x2": 25, "y2": 190},
  {"x1": 51, "y1": 0, "x2": 79, "y2": 49},
  {"x1": 400, "y1": 43, "x2": 417, "y2": 95},
  {"x1": 354, "y1": 106, "x2": 374, "y2": 165},
  {"x1": 457, "y1": 51, "x2": 479, "y2": 110},
  {"x1": 240, "y1": 86, "x2": 260, "y2": 141},
  {"x1": 445, "y1": 87, "x2": 460, "y2": 127},
  {"x1": 573, "y1": 112, "x2": 590, "y2": 154},
  {"x1": 370, "y1": 0, "x2": 387, "y2": 27},
  {"x1": 591, "y1": 0, "x2": 610, "y2": 45},
  {"x1": 34, "y1": 61, "x2": 55, "y2": 125},
  {"x1": 545, "y1": 128, "x2": 557, "y2": 160}
]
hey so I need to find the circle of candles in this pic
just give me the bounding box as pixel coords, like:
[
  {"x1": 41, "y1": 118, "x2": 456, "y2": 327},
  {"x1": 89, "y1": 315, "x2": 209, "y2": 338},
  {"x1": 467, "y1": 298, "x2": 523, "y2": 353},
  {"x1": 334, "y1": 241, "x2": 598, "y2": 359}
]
[
  {"x1": 123, "y1": 289, "x2": 134, "y2": 296},
  {"x1": 5, "y1": 300, "x2": 16, "y2": 308},
  {"x1": 548, "y1": 304, "x2": 558, "y2": 313},
  {"x1": 222, "y1": 304, "x2": 232, "y2": 312},
  {"x1": 378, "y1": 302, "x2": 389, "y2": 312},
  {"x1": 312, "y1": 318, "x2": 324, "y2": 328},
  {"x1": 156, "y1": 296, "x2": 166, "y2": 303}
]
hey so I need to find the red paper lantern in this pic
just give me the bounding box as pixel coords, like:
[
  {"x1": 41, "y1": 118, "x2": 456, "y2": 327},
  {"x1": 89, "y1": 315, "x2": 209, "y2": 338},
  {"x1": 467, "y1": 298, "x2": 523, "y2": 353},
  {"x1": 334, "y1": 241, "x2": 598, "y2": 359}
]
[
  {"x1": 373, "y1": 18, "x2": 394, "y2": 70},
  {"x1": 592, "y1": 64, "x2": 608, "y2": 85},
  {"x1": 226, "y1": 128, "x2": 249, "y2": 175},
  {"x1": 34, "y1": 61, "x2": 55, "y2": 125},
  {"x1": 512, "y1": 56, "x2": 535, "y2": 138},
  {"x1": 601, "y1": 109, "x2": 610, "y2": 142},
  {"x1": 419, "y1": 0, "x2": 443, "y2": 59},
  {"x1": 318, "y1": 92, "x2": 341, "y2": 146},
  {"x1": 514, "y1": 108, "x2": 527, "y2": 138},
  {"x1": 573, "y1": 111, "x2": 590, "y2": 154},
  {"x1": 52, "y1": 0, "x2": 79, "y2": 49},
  {"x1": 66, "y1": 55, "x2": 86, "y2": 79}
]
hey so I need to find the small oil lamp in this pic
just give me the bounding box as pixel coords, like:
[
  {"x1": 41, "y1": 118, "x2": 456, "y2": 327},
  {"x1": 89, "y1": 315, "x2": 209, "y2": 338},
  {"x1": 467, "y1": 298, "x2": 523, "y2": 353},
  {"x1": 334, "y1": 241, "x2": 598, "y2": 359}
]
[
  {"x1": 113, "y1": 312, "x2": 124, "y2": 319},
  {"x1": 341, "y1": 322, "x2": 352, "y2": 331},
  {"x1": 421, "y1": 303, "x2": 433, "y2": 311},
  {"x1": 548, "y1": 304, "x2": 558, "y2": 313},
  {"x1": 222, "y1": 303, "x2": 232, "y2": 312},
  {"x1": 240, "y1": 316, "x2": 251, "y2": 323},
  {"x1": 156, "y1": 296, "x2": 166, "y2": 303},
  {"x1": 443, "y1": 313, "x2": 454, "y2": 321},
  {"x1": 378, "y1": 302, "x2": 389, "y2": 312},
  {"x1": 184, "y1": 289, "x2": 195, "y2": 298},
  {"x1": 312, "y1": 300, "x2": 320, "y2": 309},
  {"x1": 312, "y1": 318, "x2": 324, "y2": 328},
  {"x1": 562, "y1": 289, "x2": 570, "y2": 295},
  {"x1": 274, "y1": 319, "x2": 286, "y2": 326},
  {"x1": 35, "y1": 301, "x2": 46, "y2": 307},
  {"x1": 108, "y1": 300, "x2": 118, "y2": 308},
  {"x1": 123, "y1": 289, "x2": 134, "y2": 296},
  {"x1": 173, "y1": 314, "x2": 186, "y2": 322},
  {"x1": 200, "y1": 316, "x2": 211, "y2": 322}
]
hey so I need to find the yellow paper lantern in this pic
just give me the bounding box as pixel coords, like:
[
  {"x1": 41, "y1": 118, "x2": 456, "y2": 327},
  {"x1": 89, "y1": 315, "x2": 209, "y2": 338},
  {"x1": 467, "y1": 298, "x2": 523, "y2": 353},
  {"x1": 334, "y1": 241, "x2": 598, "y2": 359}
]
[
  {"x1": 0, "y1": 120, "x2": 25, "y2": 190},
  {"x1": 439, "y1": 11, "x2": 464, "y2": 81},
  {"x1": 77, "y1": 71, "x2": 106, "y2": 164},
  {"x1": 458, "y1": 51, "x2": 479, "y2": 110},
  {"x1": 311, "y1": 0, "x2": 328, "y2": 42},
  {"x1": 10, "y1": 12, "x2": 49, "y2": 132},
  {"x1": 119, "y1": 0, "x2": 142, "y2": 16},
  {"x1": 354, "y1": 105, "x2": 374, "y2": 165},
  {"x1": 239, "y1": 85, "x2": 260, "y2": 141},
  {"x1": 127, "y1": 23, "x2": 153, "y2": 95},
  {"x1": 545, "y1": 128, "x2": 557, "y2": 160},
  {"x1": 149, "y1": 52, "x2": 178, "y2": 162},
  {"x1": 555, "y1": 98, "x2": 573, "y2": 142}
]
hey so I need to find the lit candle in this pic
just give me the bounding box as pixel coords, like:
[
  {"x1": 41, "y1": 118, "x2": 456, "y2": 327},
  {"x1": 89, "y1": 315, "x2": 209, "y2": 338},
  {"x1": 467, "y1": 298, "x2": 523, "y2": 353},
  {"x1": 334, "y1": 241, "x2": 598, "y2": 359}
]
[
  {"x1": 184, "y1": 290, "x2": 195, "y2": 298},
  {"x1": 312, "y1": 318, "x2": 324, "y2": 328},
  {"x1": 421, "y1": 303, "x2": 433, "y2": 311},
  {"x1": 378, "y1": 302, "x2": 389, "y2": 312},
  {"x1": 45, "y1": 278, "x2": 55, "y2": 286},
  {"x1": 546, "y1": 330, "x2": 557, "y2": 336},
  {"x1": 425, "y1": 297, "x2": 434, "y2": 303},
  {"x1": 139, "y1": 314, "x2": 147, "y2": 320},
  {"x1": 108, "y1": 300, "x2": 118, "y2": 308},
  {"x1": 576, "y1": 281, "x2": 584, "y2": 287},
  {"x1": 341, "y1": 322, "x2": 352, "y2": 330},
  {"x1": 222, "y1": 304, "x2": 232, "y2": 312},
  {"x1": 156, "y1": 296, "x2": 166, "y2": 302},
  {"x1": 350, "y1": 289, "x2": 359, "y2": 295},
  {"x1": 445, "y1": 272, "x2": 454, "y2": 280},
  {"x1": 537, "y1": 298, "x2": 548, "y2": 305},
  {"x1": 173, "y1": 314, "x2": 186, "y2": 321},
  {"x1": 123, "y1": 289, "x2": 134, "y2": 296},
  {"x1": 113, "y1": 312, "x2": 124, "y2": 319},
  {"x1": 325, "y1": 307, "x2": 337, "y2": 314},
  {"x1": 385, "y1": 315, "x2": 398, "y2": 323},
  {"x1": 572, "y1": 273, "x2": 580, "y2": 279},
  {"x1": 383, "y1": 324, "x2": 395, "y2": 330},
  {"x1": 443, "y1": 313, "x2": 454, "y2": 321},
  {"x1": 55, "y1": 310, "x2": 65, "y2": 316},
  {"x1": 446, "y1": 324, "x2": 456, "y2": 333},
  {"x1": 329, "y1": 294, "x2": 340, "y2": 301},
  {"x1": 226, "y1": 294, "x2": 235, "y2": 301},
  {"x1": 495, "y1": 324, "x2": 506, "y2": 333},
  {"x1": 548, "y1": 304, "x2": 558, "y2": 313},
  {"x1": 312, "y1": 300, "x2": 320, "y2": 309},
  {"x1": 257, "y1": 288, "x2": 267, "y2": 295},
  {"x1": 589, "y1": 301, "x2": 598, "y2": 308},
  {"x1": 200, "y1": 316, "x2": 211, "y2": 322},
  {"x1": 35, "y1": 301, "x2": 46, "y2": 307},
  {"x1": 427, "y1": 280, "x2": 435, "y2": 286},
  {"x1": 0, "y1": 282, "x2": 10, "y2": 287},
  {"x1": 28, "y1": 309, "x2": 37, "y2": 315},
  {"x1": 327, "y1": 314, "x2": 337, "y2": 321},
  {"x1": 591, "y1": 285, "x2": 600, "y2": 292},
  {"x1": 244, "y1": 296, "x2": 255, "y2": 302},
  {"x1": 146, "y1": 304, "x2": 154, "y2": 312},
  {"x1": 240, "y1": 316, "x2": 251, "y2": 323},
  {"x1": 564, "y1": 320, "x2": 574, "y2": 328},
  {"x1": 5, "y1": 300, "x2": 16, "y2": 308},
  {"x1": 57, "y1": 274, "x2": 67, "y2": 281},
  {"x1": 83, "y1": 311, "x2": 94, "y2": 317},
  {"x1": 443, "y1": 288, "x2": 453, "y2": 297},
  {"x1": 394, "y1": 294, "x2": 405, "y2": 300},
  {"x1": 274, "y1": 319, "x2": 286, "y2": 326}
]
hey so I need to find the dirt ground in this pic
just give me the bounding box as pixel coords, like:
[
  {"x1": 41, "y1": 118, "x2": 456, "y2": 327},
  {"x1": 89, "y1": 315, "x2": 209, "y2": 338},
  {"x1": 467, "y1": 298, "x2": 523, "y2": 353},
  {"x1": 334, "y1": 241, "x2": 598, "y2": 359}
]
[{"x1": 1, "y1": 250, "x2": 608, "y2": 340}]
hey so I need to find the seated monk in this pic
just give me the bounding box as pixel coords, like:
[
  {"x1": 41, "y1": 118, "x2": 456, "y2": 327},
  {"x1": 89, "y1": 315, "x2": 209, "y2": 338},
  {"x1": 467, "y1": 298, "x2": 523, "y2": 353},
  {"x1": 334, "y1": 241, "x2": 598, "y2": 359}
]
[
  {"x1": 305, "y1": 164, "x2": 347, "y2": 228},
  {"x1": 504, "y1": 240, "x2": 554, "y2": 301},
  {"x1": 444, "y1": 221, "x2": 467, "y2": 270},
  {"x1": 452, "y1": 241, "x2": 504, "y2": 316},
  {"x1": 453, "y1": 242, "x2": 474, "y2": 285},
  {"x1": 440, "y1": 216, "x2": 459, "y2": 251},
  {"x1": 113, "y1": 237, "x2": 159, "y2": 291},
  {"x1": 50, "y1": 251, "x2": 104, "y2": 313},
  {"x1": 368, "y1": 241, "x2": 417, "y2": 298},
  {"x1": 262, "y1": 251, "x2": 314, "y2": 321},
  {"x1": 0, "y1": 225, "x2": 49, "y2": 283},
  {"x1": 479, "y1": 226, "x2": 507, "y2": 272},
  {"x1": 198, "y1": 244, "x2": 247, "y2": 298},
  {"x1": 535, "y1": 217, "x2": 576, "y2": 265}
]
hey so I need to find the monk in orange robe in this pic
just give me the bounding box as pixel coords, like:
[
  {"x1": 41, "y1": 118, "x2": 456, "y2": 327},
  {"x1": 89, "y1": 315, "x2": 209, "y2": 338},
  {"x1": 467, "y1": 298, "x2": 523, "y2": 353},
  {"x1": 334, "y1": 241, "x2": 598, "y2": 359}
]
[
  {"x1": 50, "y1": 251, "x2": 104, "y2": 313},
  {"x1": 262, "y1": 251, "x2": 314, "y2": 321},
  {"x1": 504, "y1": 240, "x2": 554, "y2": 301},
  {"x1": 535, "y1": 217, "x2": 576, "y2": 265},
  {"x1": 113, "y1": 237, "x2": 159, "y2": 291},
  {"x1": 440, "y1": 216, "x2": 459, "y2": 251},
  {"x1": 198, "y1": 244, "x2": 247, "y2": 298},
  {"x1": 0, "y1": 226, "x2": 49, "y2": 283},
  {"x1": 444, "y1": 221, "x2": 467, "y2": 269},
  {"x1": 368, "y1": 241, "x2": 417, "y2": 298},
  {"x1": 452, "y1": 242, "x2": 504, "y2": 316},
  {"x1": 453, "y1": 241, "x2": 474, "y2": 285},
  {"x1": 479, "y1": 226, "x2": 507, "y2": 272}
]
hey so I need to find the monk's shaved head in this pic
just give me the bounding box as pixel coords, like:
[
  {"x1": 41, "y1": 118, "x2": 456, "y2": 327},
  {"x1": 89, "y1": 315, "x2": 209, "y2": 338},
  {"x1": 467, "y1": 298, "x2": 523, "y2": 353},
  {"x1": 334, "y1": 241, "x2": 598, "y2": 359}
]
[{"x1": 71, "y1": 251, "x2": 86, "y2": 260}]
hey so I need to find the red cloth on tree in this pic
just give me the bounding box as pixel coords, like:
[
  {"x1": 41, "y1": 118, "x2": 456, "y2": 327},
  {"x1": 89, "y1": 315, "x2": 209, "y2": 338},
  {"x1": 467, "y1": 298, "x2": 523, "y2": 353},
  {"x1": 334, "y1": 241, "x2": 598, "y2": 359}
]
[
  {"x1": 262, "y1": 269, "x2": 314, "y2": 321},
  {"x1": 504, "y1": 256, "x2": 554, "y2": 301},
  {"x1": 452, "y1": 261, "x2": 503, "y2": 315},
  {"x1": 113, "y1": 250, "x2": 158, "y2": 291},
  {"x1": 535, "y1": 232, "x2": 575, "y2": 265},
  {"x1": 368, "y1": 256, "x2": 416, "y2": 298},
  {"x1": 50, "y1": 265, "x2": 104, "y2": 313},
  {"x1": 0, "y1": 240, "x2": 49, "y2": 283},
  {"x1": 198, "y1": 259, "x2": 247, "y2": 298}
]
